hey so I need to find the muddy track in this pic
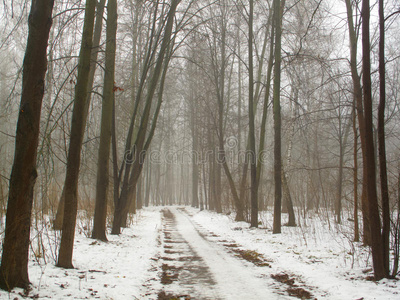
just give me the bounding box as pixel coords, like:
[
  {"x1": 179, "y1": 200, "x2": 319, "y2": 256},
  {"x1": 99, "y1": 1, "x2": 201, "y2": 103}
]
[
  {"x1": 158, "y1": 208, "x2": 220, "y2": 299},
  {"x1": 153, "y1": 207, "x2": 315, "y2": 300}
]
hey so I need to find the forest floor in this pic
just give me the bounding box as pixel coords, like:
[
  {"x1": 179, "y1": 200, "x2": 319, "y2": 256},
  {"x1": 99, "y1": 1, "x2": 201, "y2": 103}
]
[{"x1": 0, "y1": 206, "x2": 399, "y2": 299}]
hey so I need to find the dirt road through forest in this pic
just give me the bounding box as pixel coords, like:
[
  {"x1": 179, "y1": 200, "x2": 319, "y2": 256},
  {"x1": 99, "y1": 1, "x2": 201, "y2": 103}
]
[{"x1": 155, "y1": 207, "x2": 290, "y2": 300}]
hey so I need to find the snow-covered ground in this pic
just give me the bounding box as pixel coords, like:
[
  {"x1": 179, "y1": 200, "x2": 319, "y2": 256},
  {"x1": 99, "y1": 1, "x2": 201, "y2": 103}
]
[
  {"x1": 189, "y1": 207, "x2": 400, "y2": 300},
  {"x1": 0, "y1": 208, "x2": 162, "y2": 299},
  {"x1": 0, "y1": 206, "x2": 399, "y2": 299}
]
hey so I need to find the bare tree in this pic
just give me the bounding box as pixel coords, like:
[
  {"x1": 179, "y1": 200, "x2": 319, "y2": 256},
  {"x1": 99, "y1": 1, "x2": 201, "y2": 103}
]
[
  {"x1": 272, "y1": 0, "x2": 283, "y2": 234},
  {"x1": 53, "y1": 0, "x2": 106, "y2": 230},
  {"x1": 361, "y1": 0, "x2": 386, "y2": 280},
  {"x1": 0, "y1": 0, "x2": 54, "y2": 290},
  {"x1": 92, "y1": 0, "x2": 118, "y2": 241},
  {"x1": 378, "y1": 0, "x2": 390, "y2": 275},
  {"x1": 57, "y1": 0, "x2": 97, "y2": 269},
  {"x1": 112, "y1": 0, "x2": 181, "y2": 234},
  {"x1": 248, "y1": 0, "x2": 258, "y2": 228}
]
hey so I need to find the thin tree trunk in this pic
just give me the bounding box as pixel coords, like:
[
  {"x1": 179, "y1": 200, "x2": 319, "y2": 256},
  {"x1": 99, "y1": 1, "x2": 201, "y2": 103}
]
[
  {"x1": 344, "y1": 0, "x2": 370, "y2": 246},
  {"x1": 0, "y1": 0, "x2": 54, "y2": 290},
  {"x1": 191, "y1": 113, "x2": 199, "y2": 208},
  {"x1": 144, "y1": 157, "x2": 151, "y2": 206},
  {"x1": 57, "y1": 0, "x2": 96, "y2": 269},
  {"x1": 248, "y1": 0, "x2": 258, "y2": 228},
  {"x1": 282, "y1": 168, "x2": 296, "y2": 226},
  {"x1": 256, "y1": 17, "x2": 274, "y2": 201},
  {"x1": 272, "y1": 0, "x2": 283, "y2": 234},
  {"x1": 216, "y1": 15, "x2": 243, "y2": 219},
  {"x1": 137, "y1": 175, "x2": 143, "y2": 209},
  {"x1": 92, "y1": 0, "x2": 118, "y2": 241},
  {"x1": 361, "y1": 0, "x2": 386, "y2": 280},
  {"x1": 336, "y1": 115, "x2": 352, "y2": 224},
  {"x1": 112, "y1": 4, "x2": 179, "y2": 233},
  {"x1": 115, "y1": 0, "x2": 161, "y2": 221},
  {"x1": 353, "y1": 102, "x2": 360, "y2": 242},
  {"x1": 378, "y1": 0, "x2": 390, "y2": 275},
  {"x1": 208, "y1": 132, "x2": 215, "y2": 211},
  {"x1": 336, "y1": 118, "x2": 344, "y2": 224},
  {"x1": 53, "y1": 0, "x2": 106, "y2": 230},
  {"x1": 111, "y1": 94, "x2": 119, "y2": 209}
]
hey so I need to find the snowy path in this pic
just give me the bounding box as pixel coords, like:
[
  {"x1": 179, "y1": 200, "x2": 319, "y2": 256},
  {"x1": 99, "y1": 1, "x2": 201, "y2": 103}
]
[{"x1": 157, "y1": 207, "x2": 289, "y2": 300}]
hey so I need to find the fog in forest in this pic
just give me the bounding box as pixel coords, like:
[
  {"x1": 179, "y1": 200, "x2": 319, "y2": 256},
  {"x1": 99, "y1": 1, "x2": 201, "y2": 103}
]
[{"x1": 0, "y1": 0, "x2": 399, "y2": 297}]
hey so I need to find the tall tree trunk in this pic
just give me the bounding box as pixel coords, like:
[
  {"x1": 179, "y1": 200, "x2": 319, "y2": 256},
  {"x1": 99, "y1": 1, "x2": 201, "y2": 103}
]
[
  {"x1": 57, "y1": 0, "x2": 96, "y2": 269},
  {"x1": 353, "y1": 102, "x2": 360, "y2": 242},
  {"x1": 344, "y1": 0, "x2": 370, "y2": 246},
  {"x1": 336, "y1": 114, "x2": 352, "y2": 224},
  {"x1": 53, "y1": 0, "x2": 106, "y2": 230},
  {"x1": 0, "y1": 0, "x2": 54, "y2": 290},
  {"x1": 144, "y1": 157, "x2": 151, "y2": 206},
  {"x1": 272, "y1": 0, "x2": 283, "y2": 234},
  {"x1": 137, "y1": 175, "x2": 143, "y2": 209},
  {"x1": 53, "y1": 187, "x2": 65, "y2": 230},
  {"x1": 111, "y1": 94, "x2": 119, "y2": 210},
  {"x1": 208, "y1": 127, "x2": 215, "y2": 211},
  {"x1": 248, "y1": 0, "x2": 258, "y2": 228},
  {"x1": 281, "y1": 86, "x2": 296, "y2": 226},
  {"x1": 191, "y1": 103, "x2": 199, "y2": 208},
  {"x1": 336, "y1": 119, "x2": 344, "y2": 224},
  {"x1": 282, "y1": 168, "x2": 296, "y2": 226},
  {"x1": 361, "y1": 0, "x2": 386, "y2": 280},
  {"x1": 92, "y1": 0, "x2": 118, "y2": 241},
  {"x1": 378, "y1": 0, "x2": 390, "y2": 275},
  {"x1": 256, "y1": 16, "x2": 275, "y2": 207},
  {"x1": 112, "y1": 3, "x2": 179, "y2": 233},
  {"x1": 392, "y1": 171, "x2": 400, "y2": 276},
  {"x1": 215, "y1": 13, "x2": 243, "y2": 219}
]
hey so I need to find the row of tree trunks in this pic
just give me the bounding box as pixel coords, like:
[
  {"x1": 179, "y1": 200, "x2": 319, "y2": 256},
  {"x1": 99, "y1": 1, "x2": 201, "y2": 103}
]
[
  {"x1": 111, "y1": 0, "x2": 181, "y2": 234},
  {"x1": 53, "y1": 0, "x2": 106, "y2": 230},
  {"x1": 344, "y1": 0, "x2": 370, "y2": 246}
]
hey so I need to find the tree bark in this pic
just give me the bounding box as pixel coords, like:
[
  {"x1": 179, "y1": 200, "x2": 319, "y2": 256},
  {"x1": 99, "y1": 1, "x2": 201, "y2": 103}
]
[
  {"x1": 112, "y1": 1, "x2": 180, "y2": 233},
  {"x1": 378, "y1": 0, "x2": 390, "y2": 275},
  {"x1": 248, "y1": 0, "x2": 258, "y2": 228},
  {"x1": 214, "y1": 9, "x2": 243, "y2": 219},
  {"x1": 282, "y1": 168, "x2": 296, "y2": 227},
  {"x1": 0, "y1": 0, "x2": 54, "y2": 290},
  {"x1": 137, "y1": 175, "x2": 143, "y2": 209},
  {"x1": 57, "y1": 0, "x2": 97, "y2": 269},
  {"x1": 344, "y1": 0, "x2": 370, "y2": 246},
  {"x1": 272, "y1": 0, "x2": 283, "y2": 234},
  {"x1": 144, "y1": 157, "x2": 151, "y2": 206},
  {"x1": 353, "y1": 102, "x2": 360, "y2": 242},
  {"x1": 191, "y1": 98, "x2": 199, "y2": 208},
  {"x1": 53, "y1": 0, "x2": 106, "y2": 230},
  {"x1": 361, "y1": 0, "x2": 386, "y2": 280},
  {"x1": 92, "y1": 0, "x2": 118, "y2": 241}
]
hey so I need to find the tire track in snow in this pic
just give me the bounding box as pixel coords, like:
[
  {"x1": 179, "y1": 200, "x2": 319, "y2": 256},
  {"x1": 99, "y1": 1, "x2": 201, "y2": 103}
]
[
  {"x1": 158, "y1": 207, "x2": 288, "y2": 300},
  {"x1": 158, "y1": 208, "x2": 220, "y2": 299}
]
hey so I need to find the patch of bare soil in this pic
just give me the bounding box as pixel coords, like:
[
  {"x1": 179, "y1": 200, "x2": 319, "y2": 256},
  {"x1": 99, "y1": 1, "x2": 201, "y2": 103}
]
[
  {"x1": 232, "y1": 248, "x2": 272, "y2": 267},
  {"x1": 157, "y1": 290, "x2": 191, "y2": 300},
  {"x1": 158, "y1": 208, "x2": 216, "y2": 299},
  {"x1": 161, "y1": 264, "x2": 183, "y2": 284},
  {"x1": 271, "y1": 273, "x2": 314, "y2": 299},
  {"x1": 162, "y1": 208, "x2": 176, "y2": 219},
  {"x1": 223, "y1": 243, "x2": 239, "y2": 248}
]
